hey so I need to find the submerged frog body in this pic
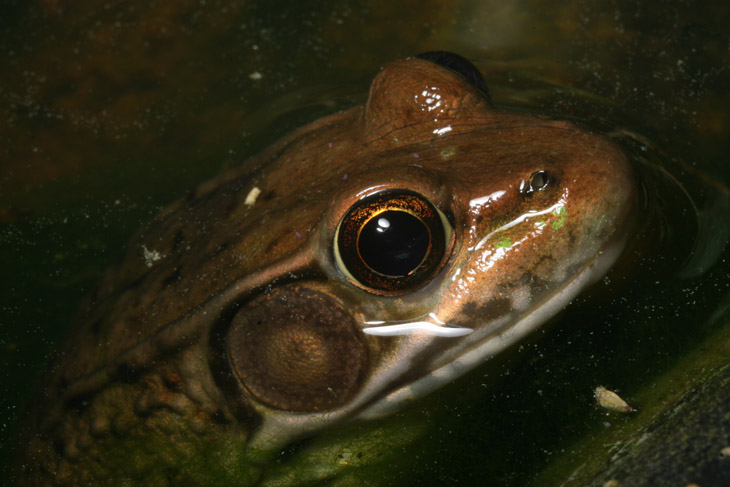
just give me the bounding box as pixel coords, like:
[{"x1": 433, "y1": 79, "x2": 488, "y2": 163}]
[{"x1": 20, "y1": 52, "x2": 636, "y2": 485}]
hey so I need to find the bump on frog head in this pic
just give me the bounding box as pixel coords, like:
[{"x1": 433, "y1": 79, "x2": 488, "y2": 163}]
[{"x1": 363, "y1": 52, "x2": 493, "y2": 140}]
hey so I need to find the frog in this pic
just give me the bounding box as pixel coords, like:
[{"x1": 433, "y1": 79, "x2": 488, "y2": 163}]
[{"x1": 19, "y1": 51, "x2": 637, "y2": 486}]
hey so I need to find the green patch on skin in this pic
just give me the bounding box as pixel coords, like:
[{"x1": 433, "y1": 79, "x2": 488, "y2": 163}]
[
  {"x1": 495, "y1": 237, "x2": 512, "y2": 248},
  {"x1": 551, "y1": 206, "x2": 567, "y2": 230},
  {"x1": 440, "y1": 147, "x2": 456, "y2": 160}
]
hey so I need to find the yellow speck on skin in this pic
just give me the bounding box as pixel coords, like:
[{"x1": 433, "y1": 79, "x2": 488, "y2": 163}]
[
  {"x1": 594, "y1": 386, "x2": 634, "y2": 412},
  {"x1": 440, "y1": 147, "x2": 456, "y2": 160},
  {"x1": 244, "y1": 186, "x2": 262, "y2": 206}
]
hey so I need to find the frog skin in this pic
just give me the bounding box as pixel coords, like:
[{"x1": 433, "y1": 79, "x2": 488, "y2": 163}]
[{"x1": 20, "y1": 52, "x2": 637, "y2": 486}]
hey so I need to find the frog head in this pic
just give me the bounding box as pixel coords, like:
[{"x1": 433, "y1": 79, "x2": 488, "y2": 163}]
[{"x1": 21, "y1": 52, "x2": 636, "y2": 486}]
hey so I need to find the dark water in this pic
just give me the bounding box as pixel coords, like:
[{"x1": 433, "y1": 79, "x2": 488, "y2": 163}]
[{"x1": 1, "y1": 1, "x2": 729, "y2": 485}]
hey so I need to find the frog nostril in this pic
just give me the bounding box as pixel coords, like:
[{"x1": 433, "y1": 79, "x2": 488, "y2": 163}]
[
  {"x1": 334, "y1": 190, "x2": 453, "y2": 294},
  {"x1": 521, "y1": 170, "x2": 551, "y2": 196}
]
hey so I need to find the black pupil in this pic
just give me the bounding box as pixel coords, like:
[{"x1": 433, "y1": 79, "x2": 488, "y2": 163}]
[{"x1": 358, "y1": 210, "x2": 430, "y2": 277}]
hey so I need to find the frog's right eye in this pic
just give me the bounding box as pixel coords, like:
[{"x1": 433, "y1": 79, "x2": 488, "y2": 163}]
[{"x1": 334, "y1": 190, "x2": 453, "y2": 295}]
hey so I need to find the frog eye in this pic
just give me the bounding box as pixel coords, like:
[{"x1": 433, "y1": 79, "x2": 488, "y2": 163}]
[
  {"x1": 520, "y1": 170, "x2": 551, "y2": 196},
  {"x1": 334, "y1": 190, "x2": 452, "y2": 294},
  {"x1": 416, "y1": 50, "x2": 490, "y2": 98}
]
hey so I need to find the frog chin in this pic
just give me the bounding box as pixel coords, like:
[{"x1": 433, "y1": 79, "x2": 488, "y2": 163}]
[{"x1": 247, "y1": 234, "x2": 628, "y2": 451}]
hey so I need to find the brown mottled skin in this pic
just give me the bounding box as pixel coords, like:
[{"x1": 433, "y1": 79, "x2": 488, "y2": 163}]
[{"x1": 21, "y1": 57, "x2": 636, "y2": 485}]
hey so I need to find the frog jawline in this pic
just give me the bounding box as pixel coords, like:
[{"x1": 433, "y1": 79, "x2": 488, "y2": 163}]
[{"x1": 358, "y1": 235, "x2": 628, "y2": 421}]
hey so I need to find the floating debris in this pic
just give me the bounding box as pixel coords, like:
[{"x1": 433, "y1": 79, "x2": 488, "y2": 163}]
[
  {"x1": 720, "y1": 446, "x2": 730, "y2": 458},
  {"x1": 141, "y1": 245, "x2": 164, "y2": 268},
  {"x1": 603, "y1": 480, "x2": 620, "y2": 487},
  {"x1": 594, "y1": 386, "x2": 634, "y2": 413},
  {"x1": 244, "y1": 186, "x2": 261, "y2": 206}
]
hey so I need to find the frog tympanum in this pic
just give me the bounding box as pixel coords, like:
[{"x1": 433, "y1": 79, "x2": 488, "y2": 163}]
[{"x1": 20, "y1": 52, "x2": 636, "y2": 485}]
